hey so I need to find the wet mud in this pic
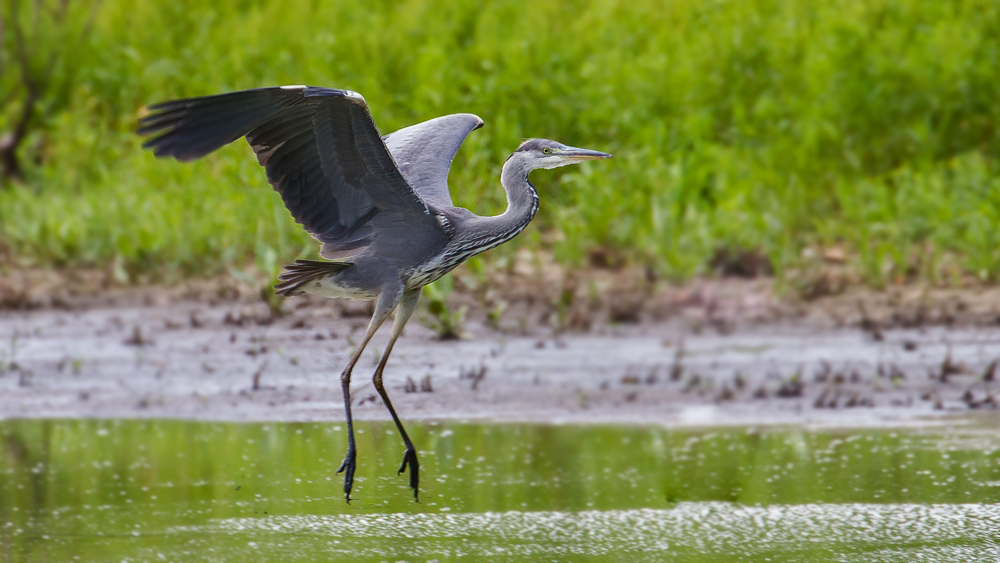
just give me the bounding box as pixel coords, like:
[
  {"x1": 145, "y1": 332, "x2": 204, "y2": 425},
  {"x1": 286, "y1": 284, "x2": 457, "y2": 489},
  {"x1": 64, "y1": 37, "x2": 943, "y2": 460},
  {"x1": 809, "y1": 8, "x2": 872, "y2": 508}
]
[{"x1": 2, "y1": 294, "x2": 999, "y2": 426}]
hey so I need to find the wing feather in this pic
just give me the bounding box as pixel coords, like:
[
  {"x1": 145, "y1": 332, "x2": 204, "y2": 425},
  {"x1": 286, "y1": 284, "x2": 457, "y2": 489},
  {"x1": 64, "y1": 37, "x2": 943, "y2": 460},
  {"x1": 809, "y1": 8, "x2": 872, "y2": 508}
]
[
  {"x1": 139, "y1": 86, "x2": 448, "y2": 259},
  {"x1": 382, "y1": 113, "x2": 484, "y2": 208}
]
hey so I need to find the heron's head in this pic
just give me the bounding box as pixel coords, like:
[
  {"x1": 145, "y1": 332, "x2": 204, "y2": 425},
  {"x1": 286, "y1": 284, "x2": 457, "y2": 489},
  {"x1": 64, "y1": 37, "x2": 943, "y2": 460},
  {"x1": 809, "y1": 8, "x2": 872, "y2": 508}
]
[{"x1": 511, "y1": 138, "x2": 612, "y2": 171}]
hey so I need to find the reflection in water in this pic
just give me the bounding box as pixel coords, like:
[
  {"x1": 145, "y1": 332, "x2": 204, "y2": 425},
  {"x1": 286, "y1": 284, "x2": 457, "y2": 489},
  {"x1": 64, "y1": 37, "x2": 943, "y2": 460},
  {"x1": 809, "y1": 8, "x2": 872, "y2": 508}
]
[{"x1": 1, "y1": 419, "x2": 999, "y2": 562}]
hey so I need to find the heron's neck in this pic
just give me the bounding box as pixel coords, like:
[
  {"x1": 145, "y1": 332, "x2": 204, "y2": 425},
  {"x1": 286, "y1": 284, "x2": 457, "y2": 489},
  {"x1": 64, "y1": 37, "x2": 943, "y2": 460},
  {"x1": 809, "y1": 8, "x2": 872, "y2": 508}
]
[
  {"x1": 447, "y1": 155, "x2": 538, "y2": 262},
  {"x1": 495, "y1": 155, "x2": 539, "y2": 235}
]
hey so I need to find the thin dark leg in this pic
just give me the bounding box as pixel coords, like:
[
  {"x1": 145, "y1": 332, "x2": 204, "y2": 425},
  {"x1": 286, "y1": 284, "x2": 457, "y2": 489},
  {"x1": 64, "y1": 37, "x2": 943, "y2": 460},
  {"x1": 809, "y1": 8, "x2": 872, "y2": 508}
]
[
  {"x1": 335, "y1": 363, "x2": 358, "y2": 502},
  {"x1": 334, "y1": 289, "x2": 398, "y2": 503},
  {"x1": 372, "y1": 288, "x2": 421, "y2": 500}
]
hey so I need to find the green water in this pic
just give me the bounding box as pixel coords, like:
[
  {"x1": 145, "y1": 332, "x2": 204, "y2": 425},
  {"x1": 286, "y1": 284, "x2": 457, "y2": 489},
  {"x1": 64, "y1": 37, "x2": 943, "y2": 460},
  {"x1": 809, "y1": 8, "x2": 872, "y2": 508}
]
[{"x1": 2, "y1": 419, "x2": 1000, "y2": 562}]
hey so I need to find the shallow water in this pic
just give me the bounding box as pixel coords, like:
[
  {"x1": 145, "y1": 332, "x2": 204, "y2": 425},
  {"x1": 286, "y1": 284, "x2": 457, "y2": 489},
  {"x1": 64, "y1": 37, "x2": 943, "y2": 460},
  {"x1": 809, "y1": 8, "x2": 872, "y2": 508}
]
[{"x1": 2, "y1": 419, "x2": 999, "y2": 562}]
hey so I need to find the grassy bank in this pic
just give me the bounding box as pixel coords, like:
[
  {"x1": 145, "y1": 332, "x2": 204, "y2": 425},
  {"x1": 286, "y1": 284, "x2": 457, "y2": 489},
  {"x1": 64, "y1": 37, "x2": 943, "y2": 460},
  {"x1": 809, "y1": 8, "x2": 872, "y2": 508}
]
[{"x1": 2, "y1": 0, "x2": 999, "y2": 288}]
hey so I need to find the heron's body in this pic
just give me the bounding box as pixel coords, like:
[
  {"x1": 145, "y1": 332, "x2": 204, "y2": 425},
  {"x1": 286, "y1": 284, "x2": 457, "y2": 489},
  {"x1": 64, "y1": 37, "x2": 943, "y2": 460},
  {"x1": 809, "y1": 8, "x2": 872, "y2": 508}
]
[{"x1": 138, "y1": 85, "x2": 610, "y2": 502}]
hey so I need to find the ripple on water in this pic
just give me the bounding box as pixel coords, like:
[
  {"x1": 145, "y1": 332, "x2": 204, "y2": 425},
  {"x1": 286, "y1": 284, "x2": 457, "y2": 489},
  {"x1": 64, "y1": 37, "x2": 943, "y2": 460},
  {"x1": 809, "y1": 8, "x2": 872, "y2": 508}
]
[
  {"x1": 160, "y1": 502, "x2": 1000, "y2": 562},
  {"x1": 4, "y1": 419, "x2": 1000, "y2": 562}
]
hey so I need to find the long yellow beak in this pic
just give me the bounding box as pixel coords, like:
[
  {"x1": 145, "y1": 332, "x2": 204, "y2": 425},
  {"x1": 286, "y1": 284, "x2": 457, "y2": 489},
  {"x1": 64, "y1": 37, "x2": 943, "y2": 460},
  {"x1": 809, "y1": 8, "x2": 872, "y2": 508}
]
[{"x1": 560, "y1": 146, "x2": 613, "y2": 161}]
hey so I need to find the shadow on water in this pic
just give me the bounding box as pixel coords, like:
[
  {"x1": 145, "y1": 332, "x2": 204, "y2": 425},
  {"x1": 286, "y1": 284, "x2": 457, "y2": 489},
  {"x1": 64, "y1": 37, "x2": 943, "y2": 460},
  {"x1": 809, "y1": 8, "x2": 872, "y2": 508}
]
[{"x1": 2, "y1": 418, "x2": 1000, "y2": 562}]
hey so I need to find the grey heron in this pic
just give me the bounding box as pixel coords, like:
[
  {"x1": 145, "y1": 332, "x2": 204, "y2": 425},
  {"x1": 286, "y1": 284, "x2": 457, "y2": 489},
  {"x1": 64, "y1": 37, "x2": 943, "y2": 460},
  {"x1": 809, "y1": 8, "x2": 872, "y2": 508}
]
[{"x1": 138, "y1": 85, "x2": 611, "y2": 502}]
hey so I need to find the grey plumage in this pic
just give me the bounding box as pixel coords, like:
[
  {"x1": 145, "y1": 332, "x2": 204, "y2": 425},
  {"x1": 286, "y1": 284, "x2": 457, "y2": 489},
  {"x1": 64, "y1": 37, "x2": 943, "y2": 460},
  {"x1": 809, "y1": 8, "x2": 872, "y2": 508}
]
[
  {"x1": 382, "y1": 113, "x2": 484, "y2": 209},
  {"x1": 139, "y1": 84, "x2": 611, "y2": 502},
  {"x1": 274, "y1": 259, "x2": 351, "y2": 296}
]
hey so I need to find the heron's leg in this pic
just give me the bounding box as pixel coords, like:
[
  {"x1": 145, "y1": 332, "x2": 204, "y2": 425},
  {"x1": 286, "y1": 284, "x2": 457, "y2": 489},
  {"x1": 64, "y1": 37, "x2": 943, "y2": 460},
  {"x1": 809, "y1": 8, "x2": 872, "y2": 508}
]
[
  {"x1": 335, "y1": 288, "x2": 400, "y2": 503},
  {"x1": 371, "y1": 288, "x2": 422, "y2": 500}
]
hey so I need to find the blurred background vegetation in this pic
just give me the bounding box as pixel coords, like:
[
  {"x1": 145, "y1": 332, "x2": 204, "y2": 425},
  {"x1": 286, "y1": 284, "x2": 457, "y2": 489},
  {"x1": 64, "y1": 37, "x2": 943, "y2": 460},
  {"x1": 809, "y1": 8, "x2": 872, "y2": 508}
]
[{"x1": 1, "y1": 0, "x2": 999, "y2": 290}]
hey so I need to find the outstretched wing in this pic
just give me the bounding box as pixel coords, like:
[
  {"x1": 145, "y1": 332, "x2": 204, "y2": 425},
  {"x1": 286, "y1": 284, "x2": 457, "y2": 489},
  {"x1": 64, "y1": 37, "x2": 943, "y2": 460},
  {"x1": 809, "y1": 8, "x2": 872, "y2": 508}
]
[
  {"x1": 138, "y1": 86, "x2": 446, "y2": 258},
  {"x1": 382, "y1": 113, "x2": 483, "y2": 209}
]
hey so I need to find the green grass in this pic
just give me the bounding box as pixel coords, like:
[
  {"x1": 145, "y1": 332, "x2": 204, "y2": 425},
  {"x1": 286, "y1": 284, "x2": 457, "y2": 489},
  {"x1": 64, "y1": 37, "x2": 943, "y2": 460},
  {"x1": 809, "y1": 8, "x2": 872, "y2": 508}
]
[{"x1": 2, "y1": 0, "x2": 1000, "y2": 287}]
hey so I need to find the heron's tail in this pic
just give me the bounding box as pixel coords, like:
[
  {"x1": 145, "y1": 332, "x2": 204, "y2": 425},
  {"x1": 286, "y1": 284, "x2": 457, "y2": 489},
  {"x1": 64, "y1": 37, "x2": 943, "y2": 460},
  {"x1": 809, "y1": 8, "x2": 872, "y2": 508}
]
[{"x1": 274, "y1": 259, "x2": 351, "y2": 296}]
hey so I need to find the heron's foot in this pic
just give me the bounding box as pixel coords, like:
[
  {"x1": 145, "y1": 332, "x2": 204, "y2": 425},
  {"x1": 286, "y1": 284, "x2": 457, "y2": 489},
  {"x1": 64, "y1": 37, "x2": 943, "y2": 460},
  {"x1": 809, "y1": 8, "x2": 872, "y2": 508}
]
[
  {"x1": 336, "y1": 447, "x2": 357, "y2": 503},
  {"x1": 398, "y1": 446, "x2": 420, "y2": 501}
]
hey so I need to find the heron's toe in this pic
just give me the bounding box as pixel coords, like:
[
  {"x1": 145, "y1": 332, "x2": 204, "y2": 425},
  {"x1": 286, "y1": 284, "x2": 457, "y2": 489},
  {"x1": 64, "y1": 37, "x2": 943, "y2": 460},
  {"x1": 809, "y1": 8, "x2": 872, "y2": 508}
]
[
  {"x1": 337, "y1": 448, "x2": 357, "y2": 503},
  {"x1": 398, "y1": 447, "x2": 420, "y2": 501}
]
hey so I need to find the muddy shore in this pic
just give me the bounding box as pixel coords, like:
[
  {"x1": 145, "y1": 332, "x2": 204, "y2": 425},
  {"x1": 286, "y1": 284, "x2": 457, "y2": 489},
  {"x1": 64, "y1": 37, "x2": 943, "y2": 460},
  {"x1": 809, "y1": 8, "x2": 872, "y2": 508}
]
[{"x1": 3, "y1": 275, "x2": 999, "y2": 426}]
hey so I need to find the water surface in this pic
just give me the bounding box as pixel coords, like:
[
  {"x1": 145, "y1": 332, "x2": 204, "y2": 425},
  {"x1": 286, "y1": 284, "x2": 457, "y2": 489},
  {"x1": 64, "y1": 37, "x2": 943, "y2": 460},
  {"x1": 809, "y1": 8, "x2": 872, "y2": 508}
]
[{"x1": 2, "y1": 419, "x2": 999, "y2": 561}]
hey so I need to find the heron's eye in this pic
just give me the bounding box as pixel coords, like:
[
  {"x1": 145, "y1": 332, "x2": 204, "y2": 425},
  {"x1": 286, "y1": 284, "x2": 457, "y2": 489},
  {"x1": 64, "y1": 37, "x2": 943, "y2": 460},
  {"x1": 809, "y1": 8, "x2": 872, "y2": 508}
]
[{"x1": 542, "y1": 148, "x2": 551, "y2": 155}]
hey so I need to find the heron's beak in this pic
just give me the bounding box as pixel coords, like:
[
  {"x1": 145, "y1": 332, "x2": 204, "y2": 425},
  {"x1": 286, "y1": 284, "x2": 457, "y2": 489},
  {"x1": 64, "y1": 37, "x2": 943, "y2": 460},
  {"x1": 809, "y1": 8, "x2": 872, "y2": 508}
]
[{"x1": 560, "y1": 146, "x2": 613, "y2": 161}]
